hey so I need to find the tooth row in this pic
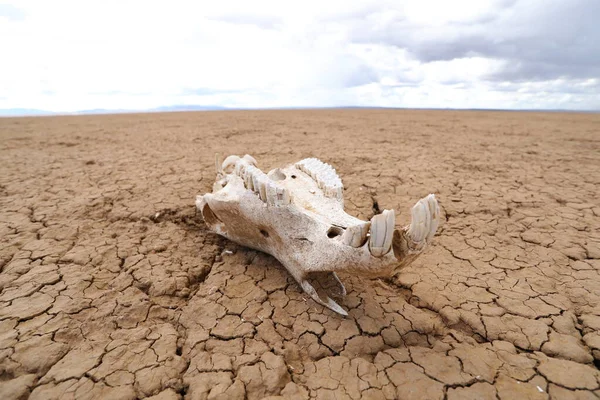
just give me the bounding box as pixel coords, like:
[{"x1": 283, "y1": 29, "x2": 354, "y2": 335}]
[
  {"x1": 295, "y1": 158, "x2": 343, "y2": 200},
  {"x1": 233, "y1": 159, "x2": 290, "y2": 206},
  {"x1": 368, "y1": 209, "x2": 395, "y2": 257}
]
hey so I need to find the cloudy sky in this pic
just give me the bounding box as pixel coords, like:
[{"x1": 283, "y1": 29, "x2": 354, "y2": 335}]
[{"x1": 1, "y1": 0, "x2": 598, "y2": 112}]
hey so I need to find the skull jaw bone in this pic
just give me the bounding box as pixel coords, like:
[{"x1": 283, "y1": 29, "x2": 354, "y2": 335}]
[{"x1": 197, "y1": 172, "x2": 438, "y2": 316}]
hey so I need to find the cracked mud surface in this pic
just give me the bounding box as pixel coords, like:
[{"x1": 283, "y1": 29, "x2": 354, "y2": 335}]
[{"x1": 1, "y1": 109, "x2": 599, "y2": 399}]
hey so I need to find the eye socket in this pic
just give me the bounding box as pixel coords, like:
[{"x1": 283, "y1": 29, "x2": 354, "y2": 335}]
[
  {"x1": 326, "y1": 226, "x2": 344, "y2": 238},
  {"x1": 291, "y1": 175, "x2": 297, "y2": 179},
  {"x1": 260, "y1": 229, "x2": 269, "y2": 238}
]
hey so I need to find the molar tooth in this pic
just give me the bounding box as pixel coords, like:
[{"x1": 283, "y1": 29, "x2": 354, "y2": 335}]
[
  {"x1": 275, "y1": 187, "x2": 290, "y2": 206},
  {"x1": 234, "y1": 160, "x2": 244, "y2": 176},
  {"x1": 266, "y1": 182, "x2": 278, "y2": 206},
  {"x1": 368, "y1": 209, "x2": 395, "y2": 257},
  {"x1": 251, "y1": 173, "x2": 259, "y2": 194},
  {"x1": 238, "y1": 164, "x2": 247, "y2": 181},
  {"x1": 245, "y1": 166, "x2": 255, "y2": 190},
  {"x1": 295, "y1": 157, "x2": 344, "y2": 201},
  {"x1": 222, "y1": 155, "x2": 240, "y2": 173},
  {"x1": 340, "y1": 221, "x2": 371, "y2": 247},
  {"x1": 243, "y1": 154, "x2": 257, "y2": 166},
  {"x1": 256, "y1": 175, "x2": 268, "y2": 202}
]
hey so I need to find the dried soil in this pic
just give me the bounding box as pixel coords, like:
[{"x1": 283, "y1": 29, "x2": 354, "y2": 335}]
[{"x1": 1, "y1": 109, "x2": 599, "y2": 399}]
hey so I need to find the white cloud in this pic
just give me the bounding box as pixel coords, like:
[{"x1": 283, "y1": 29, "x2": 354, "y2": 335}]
[{"x1": 0, "y1": 0, "x2": 598, "y2": 113}]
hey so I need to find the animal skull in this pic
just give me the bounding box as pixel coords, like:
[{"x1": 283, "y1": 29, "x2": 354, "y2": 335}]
[{"x1": 196, "y1": 154, "x2": 440, "y2": 316}]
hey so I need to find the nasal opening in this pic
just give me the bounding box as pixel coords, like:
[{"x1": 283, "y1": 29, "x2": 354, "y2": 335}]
[{"x1": 327, "y1": 226, "x2": 344, "y2": 238}]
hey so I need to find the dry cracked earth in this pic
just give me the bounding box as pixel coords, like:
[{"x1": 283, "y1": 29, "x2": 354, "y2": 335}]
[{"x1": 0, "y1": 109, "x2": 599, "y2": 400}]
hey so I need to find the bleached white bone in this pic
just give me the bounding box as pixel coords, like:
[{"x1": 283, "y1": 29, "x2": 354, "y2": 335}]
[{"x1": 197, "y1": 155, "x2": 441, "y2": 316}]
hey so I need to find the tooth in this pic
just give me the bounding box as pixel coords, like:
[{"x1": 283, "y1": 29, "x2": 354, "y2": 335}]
[
  {"x1": 294, "y1": 157, "x2": 344, "y2": 201},
  {"x1": 409, "y1": 199, "x2": 430, "y2": 243},
  {"x1": 340, "y1": 221, "x2": 370, "y2": 247},
  {"x1": 411, "y1": 203, "x2": 420, "y2": 240},
  {"x1": 243, "y1": 154, "x2": 257, "y2": 166},
  {"x1": 383, "y1": 210, "x2": 396, "y2": 255},
  {"x1": 237, "y1": 164, "x2": 247, "y2": 181},
  {"x1": 276, "y1": 187, "x2": 290, "y2": 206},
  {"x1": 420, "y1": 199, "x2": 431, "y2": 236},
  {"x1": 414, "y1": 201, "x2": 426, "y2": 241},
  {"x1": 426, "y1": 194, "x2": 440, "y2": 242},
  {"x1": 252, "y1": 173, "x2": 260, "y2": 194},
  {"x1": 245, "y1": 167, "x2": 255, "y2": 190},
  {"x1": 256, "y1": 175, "x2": 268, "y2": 202},
  {"x1": 368, "y1": 209, "x2": 395, "y2": 257},
  {"x1": 234, "y1": 160, "x2": 244, "y2": 176},
  {"x1": 222, "y1": 155, "x2": 240, "y2": 173},
  {"x1": 266, "y1": 182, "x2": 278, "y2": 206}
]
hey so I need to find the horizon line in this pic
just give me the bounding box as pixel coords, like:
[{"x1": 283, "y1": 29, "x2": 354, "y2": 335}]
[{"x1": 1, "y1": 105, "x2": 599, "y2": 118}]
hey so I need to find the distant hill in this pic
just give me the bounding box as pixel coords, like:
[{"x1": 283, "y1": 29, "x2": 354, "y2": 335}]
[{"x1": 0, "y1": 108, "x2": 55, "y2": 116}]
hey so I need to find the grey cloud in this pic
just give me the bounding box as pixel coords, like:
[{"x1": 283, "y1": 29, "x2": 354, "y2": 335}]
[
  {"x1": 347, "y1": 0, "x2": 600, "y2": 82},
  {"x1": 337, "y1": 61, "x2": 379, "y2": 88},
  {"x1": 492, "y1": 61, "x2": 600, "y2": 83},
  {"x1": 310, "y1": 55, "x2": 381, "y2": 89},
  {"x1": 489, "y1": 79, "x2": 600, "y2": 95},
  {"x1": 0, "y1": 4, "x2": 26, "y2": 21}
]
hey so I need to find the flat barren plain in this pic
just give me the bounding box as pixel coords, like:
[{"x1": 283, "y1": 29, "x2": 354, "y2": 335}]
[{"x1": 1, "y1": 109, "x2": 599, "y2": 399}]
